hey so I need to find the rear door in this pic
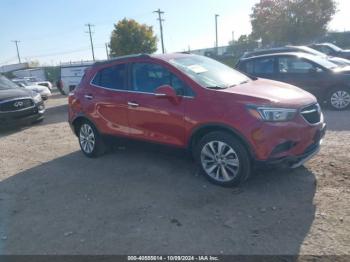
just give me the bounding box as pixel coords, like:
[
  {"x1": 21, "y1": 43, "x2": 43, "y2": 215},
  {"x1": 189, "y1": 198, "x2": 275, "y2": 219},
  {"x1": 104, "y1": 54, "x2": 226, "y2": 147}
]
[
  {"x1": 244, "y1": 57, "x2": 277, "y2": 80},
  {"x1": 82, "y1": 63, "x2": 130, "y2": 137},
  {"x1": 127, "y1": 61, "x2": 189, "y2": 147}
]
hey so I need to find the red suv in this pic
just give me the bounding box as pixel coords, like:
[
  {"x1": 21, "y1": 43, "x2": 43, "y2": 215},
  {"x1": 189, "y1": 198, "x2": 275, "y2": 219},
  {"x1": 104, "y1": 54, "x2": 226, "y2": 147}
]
[{"x1": 68, "y1": 53, "x2": 326, "y2": 187}]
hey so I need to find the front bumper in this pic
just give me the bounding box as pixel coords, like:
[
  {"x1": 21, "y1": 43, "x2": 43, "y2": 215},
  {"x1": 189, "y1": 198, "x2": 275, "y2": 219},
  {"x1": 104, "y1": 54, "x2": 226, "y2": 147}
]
[
  {"x1": 0, "y1": 103, "x2": 45, "y2": 128},
  {"x1": 256, "y1": 123, "x2": 326, "y2": 168}
]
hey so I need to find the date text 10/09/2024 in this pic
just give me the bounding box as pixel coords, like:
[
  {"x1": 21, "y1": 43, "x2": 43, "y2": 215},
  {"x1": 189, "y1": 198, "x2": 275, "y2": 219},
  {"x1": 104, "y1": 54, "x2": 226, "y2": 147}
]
[{"x1": 127, "y1": 256, "x2": 219, "y2": 261}]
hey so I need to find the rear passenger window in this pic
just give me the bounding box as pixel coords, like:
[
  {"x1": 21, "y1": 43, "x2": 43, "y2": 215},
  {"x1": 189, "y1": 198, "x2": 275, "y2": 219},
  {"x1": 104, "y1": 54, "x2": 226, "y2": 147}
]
[
  {"x1": 253, "y1": 58, "x2": 275, "y2": 74},
  {"x1": 92, "y1": 64, "x2": 126, "y2": 90}
]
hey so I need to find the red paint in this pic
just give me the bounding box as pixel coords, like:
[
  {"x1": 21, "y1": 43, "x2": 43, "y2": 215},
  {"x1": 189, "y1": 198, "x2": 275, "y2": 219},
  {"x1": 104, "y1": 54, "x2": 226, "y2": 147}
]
[{"x1": 69, "y1": 54, "x2": 325, "y2": 161}]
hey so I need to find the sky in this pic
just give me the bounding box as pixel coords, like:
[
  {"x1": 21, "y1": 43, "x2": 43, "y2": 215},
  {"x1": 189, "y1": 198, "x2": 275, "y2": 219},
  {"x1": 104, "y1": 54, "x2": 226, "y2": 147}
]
[{"x1": 0, "y1": 0, "x2": 349, "y2": 66}]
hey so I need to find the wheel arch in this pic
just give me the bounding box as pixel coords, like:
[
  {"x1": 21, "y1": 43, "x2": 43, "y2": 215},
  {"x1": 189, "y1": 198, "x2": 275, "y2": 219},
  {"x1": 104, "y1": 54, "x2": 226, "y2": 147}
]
[
  {"x1": 71, "y1": 114, "x2": 97, "y2": 136},
  {"x1": 188, "y1": 123, "x2": 255, "y2": 158}
]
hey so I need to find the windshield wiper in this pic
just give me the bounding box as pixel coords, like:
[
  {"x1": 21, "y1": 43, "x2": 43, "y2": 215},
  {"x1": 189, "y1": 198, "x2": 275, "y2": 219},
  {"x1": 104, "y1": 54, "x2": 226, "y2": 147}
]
[{"x1": 206, "y1": 86, "x2": 227, "y2": 89}]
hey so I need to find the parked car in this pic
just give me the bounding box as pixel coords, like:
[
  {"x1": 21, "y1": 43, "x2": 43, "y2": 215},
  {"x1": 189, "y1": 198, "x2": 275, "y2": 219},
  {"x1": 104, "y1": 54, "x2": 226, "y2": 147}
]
[
  {"x1": 242, "y1": 46, "x2": 350, "y2": 66},
  {"x1": 0, "y1": 75, "x2": 45, "y2": 128},
  {"x1": 22, "y1": 77, "x2": 53, "y2": 91},
  {"x1": 12, "y1": 78, "x2": 51, "y2": 100},
  {"x1": 57, "y1": 63, "x2": 93, "y2": 95},
  {"x1": 310, "y1": 43, "x2": 350, "y2": 60},
  {"x1": 236, "y1": 52, "x2": 350, "y2": 110},
  {"x1": 68, "y1": 53, "x2": 326, "y2": 187}
]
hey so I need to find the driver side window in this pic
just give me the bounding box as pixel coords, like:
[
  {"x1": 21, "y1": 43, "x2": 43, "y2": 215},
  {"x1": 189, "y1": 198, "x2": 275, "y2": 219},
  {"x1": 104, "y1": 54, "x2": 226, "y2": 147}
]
[
  {"x1": 278, "y1": 57, "x2": 321, "y2": 74},
  {"x1": 132, "y1": 62, "x2": 192, "y2": 96}
]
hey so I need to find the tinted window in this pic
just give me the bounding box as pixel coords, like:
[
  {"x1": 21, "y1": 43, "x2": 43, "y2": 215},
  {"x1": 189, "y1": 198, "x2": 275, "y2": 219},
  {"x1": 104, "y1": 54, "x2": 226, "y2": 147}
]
[
  {"x1": 278, "y1": 57, "x2": 315, "y2": 74},
  {"x1": 92, "y1": 64, "x2": 126, "y2": 90},
  {"x1": 245, "y1": 58, "x2": 274, "y2": 74},
  {"x1": 132, "y1": 62, "x2": 193, "y2": 96}
]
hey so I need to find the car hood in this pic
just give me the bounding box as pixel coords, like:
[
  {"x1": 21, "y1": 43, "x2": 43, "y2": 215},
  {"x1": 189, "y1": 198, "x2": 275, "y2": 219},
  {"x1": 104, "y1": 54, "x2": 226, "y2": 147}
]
[
  {"x1": 218, "y1": 78, "x2": 316, "y2": 108},
  {"x1": 0, "y1": 88, "x2": 33, "y2": 101}
]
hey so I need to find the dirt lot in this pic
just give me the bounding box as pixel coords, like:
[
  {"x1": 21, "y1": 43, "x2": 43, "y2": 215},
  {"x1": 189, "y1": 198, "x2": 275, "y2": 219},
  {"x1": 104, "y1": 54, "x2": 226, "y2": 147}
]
[{"x1": 0, "y1": 93, "x2": 349, "y2": 255}]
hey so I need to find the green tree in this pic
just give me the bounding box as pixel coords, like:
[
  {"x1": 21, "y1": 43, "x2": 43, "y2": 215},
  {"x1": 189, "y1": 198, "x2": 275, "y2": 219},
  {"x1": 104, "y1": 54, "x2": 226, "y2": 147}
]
[
  {"x1": 250, "y1": 0, "x2": 337, "y2": 45},
  {"x1": 109, "y1": 18, "x2": 157, "y2": 57}
]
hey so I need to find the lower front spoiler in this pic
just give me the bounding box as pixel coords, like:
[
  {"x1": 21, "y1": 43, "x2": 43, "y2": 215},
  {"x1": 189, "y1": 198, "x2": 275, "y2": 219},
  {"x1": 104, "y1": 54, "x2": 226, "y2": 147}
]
[{"x1": 255, "y1": 142, "x2": 321, "y2": 169}]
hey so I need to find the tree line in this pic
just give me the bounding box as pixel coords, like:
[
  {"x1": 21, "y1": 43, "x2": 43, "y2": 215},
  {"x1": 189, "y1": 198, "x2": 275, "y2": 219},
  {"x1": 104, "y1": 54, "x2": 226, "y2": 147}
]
[{"x1": 108, "y1": 0, "x2": 337, "y2": 57}]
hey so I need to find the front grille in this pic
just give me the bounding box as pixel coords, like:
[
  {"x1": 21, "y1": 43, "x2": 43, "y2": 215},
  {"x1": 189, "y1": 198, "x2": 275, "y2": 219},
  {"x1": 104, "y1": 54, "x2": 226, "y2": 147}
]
[
  {"x1": 301, "y1": 103, "x2": 321, "y2": 124},
  {"x1": 0, "y1": 99, "x2": 34, "y2": 112}
]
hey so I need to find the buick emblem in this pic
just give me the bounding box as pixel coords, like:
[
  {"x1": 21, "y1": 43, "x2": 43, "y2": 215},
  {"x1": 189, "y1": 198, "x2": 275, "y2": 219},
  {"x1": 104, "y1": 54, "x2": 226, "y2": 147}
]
[{"x1": 14, "y1": 101, "x2": 24, "y2": 108}]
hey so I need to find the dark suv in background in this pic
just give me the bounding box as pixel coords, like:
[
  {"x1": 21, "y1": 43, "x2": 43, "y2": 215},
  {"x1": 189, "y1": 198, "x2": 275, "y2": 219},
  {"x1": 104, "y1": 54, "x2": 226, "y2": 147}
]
[
  {"x1": 0, "y1": 75, "x2": 45, "y2": 128},
  {"x1": 236, "y1": 52, "x2": 350, "y2": 110},
  {"x1": 310, "y1": 43, "x2": 350, "y2": 60}
]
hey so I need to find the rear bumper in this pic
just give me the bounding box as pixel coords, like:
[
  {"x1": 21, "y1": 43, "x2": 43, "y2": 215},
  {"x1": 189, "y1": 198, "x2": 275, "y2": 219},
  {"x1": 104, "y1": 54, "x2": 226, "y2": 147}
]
[{"x1": 256, "y1": 123, "x2": 326, "y2": 168}]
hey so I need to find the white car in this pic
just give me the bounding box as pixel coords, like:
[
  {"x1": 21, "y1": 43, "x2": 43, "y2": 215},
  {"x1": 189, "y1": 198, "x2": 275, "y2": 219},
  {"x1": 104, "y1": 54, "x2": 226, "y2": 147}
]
[
  {"x1": 12, "y1": 79, "x2": 51, "y2": 100},
  {"x1": 23, "y1": 77, "x2": 53, "y2": 91}
]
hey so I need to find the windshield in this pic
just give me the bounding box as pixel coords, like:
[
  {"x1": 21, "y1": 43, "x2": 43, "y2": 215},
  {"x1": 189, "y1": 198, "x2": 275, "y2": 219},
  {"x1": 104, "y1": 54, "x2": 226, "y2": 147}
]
[
  {"x1": 169, "y1": 55, "x2": 250, "y2": 89},
  {"x1": 292, "y1": 46, "x2": 327, "y2": 57},
  {"x1": 0, "y1": 75, "x2": 20, "y2": 90},
  {"x1": 303, "y1": 54, "x2": 339, "y2": 69},
  {"x1": 325, "y1": 43, "x2": 342, "y2": 52}
]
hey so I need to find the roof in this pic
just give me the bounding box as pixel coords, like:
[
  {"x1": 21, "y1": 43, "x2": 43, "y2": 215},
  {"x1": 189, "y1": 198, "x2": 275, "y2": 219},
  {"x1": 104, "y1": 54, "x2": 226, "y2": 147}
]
[
  {"x1": 239, "y1": 52, "x2": 317, "y2": 61},
  {"x1": 92, "y1": 53, "x2": 196, "y2": 67}
]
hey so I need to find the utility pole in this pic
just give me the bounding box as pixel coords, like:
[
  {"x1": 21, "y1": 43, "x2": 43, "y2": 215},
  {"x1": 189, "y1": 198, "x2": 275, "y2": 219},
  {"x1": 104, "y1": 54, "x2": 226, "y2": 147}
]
[
  {"x1": 85, "y1": 23, "x2": 95, "y2": 61},
  {"x1": 215, "y1": 14, "x2": 219, "y2": 55},
  {"x1": 154, "y1": 9, "x2": 165, "y2": 54},
  {"x1": 12, "y1": 40, "x2": 21, "y2": 63},
  {"x1": 105, "y1": 43, "x2": 109, "y2": 60}
]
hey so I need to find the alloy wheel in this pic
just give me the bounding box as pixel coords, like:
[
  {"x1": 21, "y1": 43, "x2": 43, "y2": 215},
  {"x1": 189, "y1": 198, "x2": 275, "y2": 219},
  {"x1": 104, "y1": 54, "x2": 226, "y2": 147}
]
[
  {"x1": 331, "y1": 90, "x2": 350, "y2": 109},
  {"x1": 200, "y1": 141, "x2": 240, "y2": 182},
  {"x1": 79, "y1": 124, "x2": 96, "y2": 154}
]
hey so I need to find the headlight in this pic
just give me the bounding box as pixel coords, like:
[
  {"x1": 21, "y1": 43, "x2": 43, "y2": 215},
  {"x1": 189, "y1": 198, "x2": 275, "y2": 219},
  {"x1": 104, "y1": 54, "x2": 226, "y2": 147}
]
[
  {"x1": 32, "y1": 92, "x2": 42, "y2": 103},
  {"x1": 247, "y1": 105, "x2": 297, "y2": 122}
]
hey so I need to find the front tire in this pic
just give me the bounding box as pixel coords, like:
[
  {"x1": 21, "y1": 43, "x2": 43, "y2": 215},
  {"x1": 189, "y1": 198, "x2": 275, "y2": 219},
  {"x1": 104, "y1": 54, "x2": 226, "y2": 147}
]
[
  {"x1": 78, "y1": 121, "x2": 106, "y2": 158},
  {"x1": 194, "y1": 131, "x2": 251, "y2": 187},
  {"x1": 328, "y1": 88, "x2": 350, "y2": 110}
]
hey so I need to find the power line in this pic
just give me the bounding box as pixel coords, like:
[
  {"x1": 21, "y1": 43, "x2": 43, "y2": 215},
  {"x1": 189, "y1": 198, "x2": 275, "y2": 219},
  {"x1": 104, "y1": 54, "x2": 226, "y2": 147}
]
[
  {"x1": 85, "y1": 23, "x2": 96, "y2": 61},
  {"x1": 12, "y1": 40, "x2": 21, "y2": 63},
  {"x1": 153, "y1": 9, "x2": 165, "y2": 54}
]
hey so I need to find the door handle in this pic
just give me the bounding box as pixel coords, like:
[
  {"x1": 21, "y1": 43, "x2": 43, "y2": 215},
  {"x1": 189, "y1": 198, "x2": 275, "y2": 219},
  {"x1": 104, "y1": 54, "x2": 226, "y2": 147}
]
[
  {"x1": 127, "y1": 101, "x2": 139, "y2": 107},
  {"x1": 84, "y1": 94, "x2": 93, "y2": 100}
]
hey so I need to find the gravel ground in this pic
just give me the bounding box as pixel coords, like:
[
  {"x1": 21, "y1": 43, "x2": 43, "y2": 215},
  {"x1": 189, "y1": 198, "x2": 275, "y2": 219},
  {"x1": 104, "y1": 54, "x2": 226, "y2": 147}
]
[{"x1": 0, "y1": 93, "x2": 349, "y2": 255}]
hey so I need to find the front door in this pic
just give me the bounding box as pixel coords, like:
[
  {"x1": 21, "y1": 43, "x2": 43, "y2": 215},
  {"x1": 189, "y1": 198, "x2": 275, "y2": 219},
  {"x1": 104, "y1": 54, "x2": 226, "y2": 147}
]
[
  {"x1": 275, "y1": 56, "x2": 329, "y2": 98},
  {"x1": 127, "y1": 62, "x2": 187, "y2": 147}
]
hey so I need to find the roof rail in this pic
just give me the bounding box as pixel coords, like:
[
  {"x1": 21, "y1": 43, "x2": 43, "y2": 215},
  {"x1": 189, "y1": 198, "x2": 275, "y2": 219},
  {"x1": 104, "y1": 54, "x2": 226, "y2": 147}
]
[{"x1": 93, "y1": 54, "x2": 151, "y2": 67}]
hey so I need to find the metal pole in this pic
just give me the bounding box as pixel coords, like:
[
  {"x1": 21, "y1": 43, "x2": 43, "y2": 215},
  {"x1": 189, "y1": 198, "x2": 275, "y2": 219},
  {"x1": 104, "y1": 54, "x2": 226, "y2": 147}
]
[
  {"x1": 215, "y1": 14, "x2": 219, "y2": 55},
  {"x1": 86, "y1": 24, "x2": 95, "y2": 61},
  {"x1": 154, "y1": 9, "x2": 165, "y2": 54},
  {"x1": 105, "y1": 43, "x2": 109, "y2": 59},
  {"x1": 12, "y1": 40, "x2": 21, "y2": 63}
]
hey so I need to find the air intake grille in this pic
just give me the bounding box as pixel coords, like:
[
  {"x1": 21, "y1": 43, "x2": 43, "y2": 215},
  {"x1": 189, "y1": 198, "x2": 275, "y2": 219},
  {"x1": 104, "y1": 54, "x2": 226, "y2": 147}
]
[
  {"x1": 301, "y1": 103, "x2": 321, "y2": 124},
  {"x1": 0, "y1": 99, "x2": 34, "y2": 112}
]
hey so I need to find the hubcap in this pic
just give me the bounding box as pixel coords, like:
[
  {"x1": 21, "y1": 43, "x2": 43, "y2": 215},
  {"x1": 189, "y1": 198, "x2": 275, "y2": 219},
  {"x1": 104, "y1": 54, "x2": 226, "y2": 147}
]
[
  {"x1": 200, "y1": 141, "x2": 240, "y2": 182},
  {"x1": 79, "y1": 124, "x2": 95, "y2": 154},
  {"x1": 331, "y1": 90, "x2": 350, "y2": 109}
]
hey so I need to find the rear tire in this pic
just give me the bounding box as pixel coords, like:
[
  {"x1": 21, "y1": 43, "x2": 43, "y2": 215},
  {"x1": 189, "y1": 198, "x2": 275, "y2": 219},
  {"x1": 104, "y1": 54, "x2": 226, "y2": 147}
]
[
  {"x1": 78, "y1": 120, "x2": 106, "y2": 158},
  {"x1": 194, "y1": 131, "x2": 251, "y2": 187},
  {"x1": 328, "y1": 88, "x2": 350, "y2": 110}
]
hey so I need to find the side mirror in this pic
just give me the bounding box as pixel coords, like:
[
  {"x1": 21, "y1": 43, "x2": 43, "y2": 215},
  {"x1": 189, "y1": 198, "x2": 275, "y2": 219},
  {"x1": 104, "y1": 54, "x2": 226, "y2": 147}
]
[{"x1": 154, "y1": 85, "x2": 177, "y2": 99}]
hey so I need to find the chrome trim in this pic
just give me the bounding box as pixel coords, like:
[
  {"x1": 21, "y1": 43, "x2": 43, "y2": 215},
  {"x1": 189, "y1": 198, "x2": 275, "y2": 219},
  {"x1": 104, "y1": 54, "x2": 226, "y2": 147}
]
[
  {"x1": 0, "y1": 97, "x2": 36, "y2": 113},
  {"x1": 89, "y1": 72, "x2": 195, "y2": 99},
  {"x1": 299, "y1": 103, "x2": 322, "y2": 126}
]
